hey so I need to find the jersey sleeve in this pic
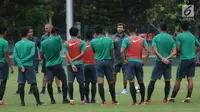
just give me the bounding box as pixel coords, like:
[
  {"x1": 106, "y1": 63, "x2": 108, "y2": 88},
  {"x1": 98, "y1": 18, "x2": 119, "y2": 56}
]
[
  {"x1": 122, "y1": 38, "x2": 130, "y2": 49},
  {"x1": 194, "y1": 37, "x2": 200, "y2": 46},
  {"x1": 40, "y1": 42, "x2": 44, "y2": 52},
  {"x1": 14, "y1": 45, "x2": 23, "y2": 68},
  {"x1": 3, "y1": 41, "x2": 9, "y2": 52},
  {"x1": 142, "y1": 38, "x2": 148, "y2": 47},
  {"x1": 63, "y1": 42, "x2": 68, "y2": 53},
  {"x1": 80, "y1": 40, "x2": 86, "y2": 52},
  {"x1": 172, "y1": 39, "x2": 176, "y2": 48},
  {"x1": 110, "y1": 39, "x2": 114, "y2": 49},
  {"x1": 176, "y1": 35, "x2": 181, "y2": 45},
  {"x1": 90, "y1": 40, "x2": 95, "y2": 52},
  {"x1": 151, "y1": 36, "x2": 157, "y2": 47}
]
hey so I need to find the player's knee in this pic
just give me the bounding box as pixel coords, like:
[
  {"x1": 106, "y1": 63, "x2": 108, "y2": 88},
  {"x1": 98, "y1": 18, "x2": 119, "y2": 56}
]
[
  {"x1": 47, "y1": 83, "x2": 52, "y2": 87},
  {"x1": 47, "y1": 81, "x2": 53, "y2": 84},
  {"x1": 19, "y1": 83, "x2": 25, "y2": 88},
  {"x1": 108, "y1": 80, "x2": 115, "y2": 84},
  {"x1": 68, "y1": 82, "x2": 73, "y2": 87},
  {"x1": 98, "y1": 78, "x2": 104, "y2": 84},
  {"x1": 138, "y1": 80, "x2": 143, "y2": 84},
  {"x1": 129, "y1": 79, "x2": 134, "y2": 83},
  {"x1": 31, "y1": 83, "x2": 37, "y2": 89},
  {"x1": 165, "y1": 80, "x2": 170, "y2": 84},
  {"x1": 60, "y1": 79, "x2": 67, "y2": 84},
  {"x1": 91, "y1": 83, "x2": 96, "y2": 86},
  {"x1": 139, "y1": 82, "x2": 145, "y2": 87}
]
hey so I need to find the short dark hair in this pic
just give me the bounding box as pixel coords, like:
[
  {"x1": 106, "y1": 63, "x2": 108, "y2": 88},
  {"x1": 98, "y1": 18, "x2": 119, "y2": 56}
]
[
  {"x1": 127, "y1": 24, "x2": 136, "y2": 32},
  {"x1": 0, "y1": 26, "x2": 7, "y2": 35},
  {"x1": 69, "y1": 27, "x2": 79, "y2": 36},
  {"x1": 20, "y1": 26, "x2": 32, "y2": 37},
  {"x1": 85, "y1": 29, "x2": 95, "y2": 40},
  {"x1": 51, "y1": 27, "x2": 60, "y2": 34},
  {"x1": 159, "y1": 23, "x2": 167, "y2": 31},
  {"x1": 95, "y1": 25, "x2": 103, "y2": 34},
  {"x1": 117, "y1": 23, "x2": 126, "y2": 29},
  {"x1": 181, "y1": 21, "x2": 189, "y2": 31}
]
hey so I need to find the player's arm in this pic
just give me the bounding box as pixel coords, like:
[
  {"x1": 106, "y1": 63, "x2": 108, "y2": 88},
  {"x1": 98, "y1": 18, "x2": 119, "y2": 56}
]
[
  {"x1": 175, "y1": 35, "x2": 181, "y2": 57},
  {"x1": 166, "y1": 42, "x2": 177, "y2": 60},
  {"x1": 4, "y1": 42, "x2": 13, "y2": 74},
  {"x1": 142, "y1": 39, "x2": 150, "y2": 65},
  {"x1": 111, "y1": 48, "x2": 115, "y2": 67},
  {"x1": 40, "y1": 43, "x2": 45, "y2": 59},
  {"x1": 194, "y1": 37, "x2": 200, "y2": 53},
  {"x1": 64, "y1": 42, "x2": 77, "y2": 71},
  {"x1": 21, "y1": 43, "x2": 35, "y2": 63},
  {"x1": 153, "y1": 47, "x2": 163, "y2": 59},
  {"x1": 71, "y1": 40, "x2": 86, "y2": 62},
  {"x1": 63, "y1": 42, "x2": 73, "y2": 65},
  {"x1": 166, "y1": 48, "x2": 177, "y2": 60},
  {"x1": 13, "y1": 46, "x2": 23, "y2": 68},
  {"x1": 120, "y1": 38, "x2": 128, "y2": 64},
  {"x1": 120, "y1": 47, "x2": 126, "y2": 64},
  {"x1": 152, "y1": 37, "x2": 163, "y2": 60},
  {"x1": 90, "y1": 41, "x2": 95, "y2": 53}
]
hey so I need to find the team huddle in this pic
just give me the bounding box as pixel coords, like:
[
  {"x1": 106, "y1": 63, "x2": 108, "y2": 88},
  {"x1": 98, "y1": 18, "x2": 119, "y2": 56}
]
[{"x1": 0, "y1": 21, "x2": 199, "y2": 107}]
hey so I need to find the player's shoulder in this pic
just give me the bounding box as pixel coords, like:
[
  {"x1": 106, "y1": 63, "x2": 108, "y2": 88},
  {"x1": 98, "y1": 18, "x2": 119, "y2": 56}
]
[
  {"x1": 90, "y1": 38, "x2": 97, "y2": 43},
  {"x1": 123, "y1": 37, "x2": 130, "y2": 41},
  {"x1": 41, "y1": 38, "x2": 49, "y2": 45},
  {"x1": 103, "y1": 36, "x2": 112, "y2": 41},
  {"x1": 27, "y1": 40, "x2": 35, "y2": 45},
  {"x1": 1, "y1": 38, "x2": 8, "y2": 45},
  {"x1": 124, "y1": 34, "x2": 129, "y2": 38}
]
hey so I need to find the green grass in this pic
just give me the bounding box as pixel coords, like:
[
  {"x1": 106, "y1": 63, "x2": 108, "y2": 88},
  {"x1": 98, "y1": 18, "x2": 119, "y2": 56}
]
[{"x1": 1, "y1": 66, "x2": 200, "y2": 112}]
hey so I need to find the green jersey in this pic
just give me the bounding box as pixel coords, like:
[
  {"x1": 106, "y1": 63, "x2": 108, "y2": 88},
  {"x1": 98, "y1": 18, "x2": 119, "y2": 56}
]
[
  {"x1": 90, "y1": 36, "x2": 114, "y2": 60},
  {"x1": 122, "y1": 36, "x2": 148, "y2": 63},
  {"x1": 14, "y1": 39, "x2": 35, "y2": 68},
  {"x1": 152, "y1": 32, "x2": 176, "y2": 61},
  {"x1": 0, "y1": 38, "x2": 9, "y2": 63},
  {"x1": 176, "y1": 31, "x2": 200, "y2": 60},
  {"x1": 40, "y1": 35, "x2": 62, "y2": 67}
]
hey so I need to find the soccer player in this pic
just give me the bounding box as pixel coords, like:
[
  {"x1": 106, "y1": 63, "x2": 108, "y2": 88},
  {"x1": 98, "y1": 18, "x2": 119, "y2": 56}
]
[
  {"x1": 64, "y1": 27, "x2": 86, "y2": 105},
  {"x1": 90, "y1": 25, "x2": 119, "y2": 106},
  {"x1": 40, "y1": 24, "x2": 62, "y2": 94},
  {"x1": 16, "y1": 26, "x2": 41, "y2": 94},
  {"x1": 0, "y1": 26, "x2": 14, "y2": 106},
  {"x1": 121, "y1": 24, "x2": 150, "y2": 105},
  {"x1": 113, "y1": 23, "x2": 129, "y2": 94},
  {"x1": 145, "y1": 23, "x2": 176, "y2": 104},
  {"x1": 14, "y1": 27, "x2": 45, "y2": 106},
  {"x1": 40, "y1": 27, "x2": 69, "y2": 104},
  {"x1": 168, "y1": 21, "x2": 200, "y2": 103},
  {"x1": 28, "y1": 27, "x2": 41, "y2": 74},
  {"x1": 83, "y1": 29, "x2": 97, "y2": 103}
]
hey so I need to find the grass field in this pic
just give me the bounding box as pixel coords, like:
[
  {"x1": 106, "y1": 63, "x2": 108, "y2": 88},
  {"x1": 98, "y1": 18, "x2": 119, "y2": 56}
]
[{"x1": 1, "y1": 66, "x2": 200, "y2": 112}]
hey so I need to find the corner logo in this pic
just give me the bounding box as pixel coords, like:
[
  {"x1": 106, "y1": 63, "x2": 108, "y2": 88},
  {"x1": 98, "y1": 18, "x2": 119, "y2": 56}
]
[
  {"x1": 182, "y1": 5, "x2": 194, "y2": 17},
  {"x1": 181, "y1": 5, "x2": 194, "y2": 21}
]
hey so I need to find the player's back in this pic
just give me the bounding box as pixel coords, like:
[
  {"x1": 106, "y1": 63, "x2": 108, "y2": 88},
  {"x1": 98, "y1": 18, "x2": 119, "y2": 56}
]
[
  {"x1": 176, "y1": 32, "x2": 199, "y2": 60},
  {"x1": 83, "y1": 41, "x2": 95, "y2": 64},
  {"x1": 15, "y1": 40, "x2": 34, "y2": 60},
  {"x1": 41, "y1": 35, "x2": 62, "y2": 67},
  {"x1": 0, "y1": 38, "x2": 8, "y2": 63},
  {"x1": 14, "y1": 39, "x2": 35, "y2": 66},
  {"x1": 91, "y1": 36, "x2": 113, "y2": 60},
  {"x1": 153, "y1": 32, "x2": 175, "y2": 60}
]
